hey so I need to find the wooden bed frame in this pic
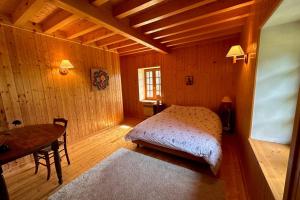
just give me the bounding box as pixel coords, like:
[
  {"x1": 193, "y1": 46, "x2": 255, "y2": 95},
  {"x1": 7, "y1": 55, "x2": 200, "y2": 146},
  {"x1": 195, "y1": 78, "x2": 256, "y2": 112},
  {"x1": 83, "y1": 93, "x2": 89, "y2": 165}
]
[{"x1": 133, "y1": 140, "x2": 207, "y2": 164}]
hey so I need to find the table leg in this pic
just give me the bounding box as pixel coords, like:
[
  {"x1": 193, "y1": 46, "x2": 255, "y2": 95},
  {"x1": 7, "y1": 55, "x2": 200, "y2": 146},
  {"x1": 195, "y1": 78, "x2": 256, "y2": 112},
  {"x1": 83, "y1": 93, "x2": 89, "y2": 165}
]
[
  {"x1": 51, "y1": 140, "x2": 63, "y2": 184},
  {"x1": 0, "y1": 166, "x2": 9, "y2": 200}
]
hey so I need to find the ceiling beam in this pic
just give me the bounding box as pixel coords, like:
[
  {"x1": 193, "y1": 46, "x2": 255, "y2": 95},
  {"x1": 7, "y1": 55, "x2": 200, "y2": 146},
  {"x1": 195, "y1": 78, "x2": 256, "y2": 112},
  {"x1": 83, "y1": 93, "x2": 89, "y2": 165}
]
[
  {"x1": 12, "y1": 0, "x2": 46, "y2": 26},
  {"x1": 172, "y1": 34, "x2": 240, "y2": 49},
  {"x1": 166, "y1": 27, "x2": 242, "y2": 47},
  {"x1": 107, "y1": 40, "x2": 137, "y2": 50},
  {"x1": 120, "y1": 48, "x2": 153, "y2": 56},
  {"x1": 0, "y1": 12, "x2": 108, "y2": 52},
  {"x1": 66, "y1": 20, "x2": 102, "y2": 39},
  {"x1": 90, "y1": 0, "x2": 109, "y2": 6},
  {"x1": 0, "y1": 13, "x2": 43, "y2": 32},
  {"x1": 117, "y1": 44, "x2": 147, "y2": 53},
  {"x1": 160, "y1": 18, "x2": 246, "y2": 44},
  {"x1": 151, "y1": 10, "x2": 250, "y2": 40},
  {"x1": 81, "y1": 28, "x2": 115, "y2": 44},
  {"x1": 113, "y1": 0, "x2": 165, "y2": 19},
  {"x1": 129, "y1": 0, "x2": 216, "y2": 28},
  {"x1": 95, "y1": 34, "x2": 128, "y2": 46},
  {"x1": 42, "y1": 10, "x2": 80, "y2": 34},
  {"x1": 119, "y1": 46, "x2": 149, "y2": 54},
  {"x1": 161, "y1": 24, "x2": 244, "y2": 44},
  {"x1": 142, "y1": 0, "x2": 254, "y2": 34},
  {"x1": 51, "y1": 0, "x2": 169, "y2": 53}
]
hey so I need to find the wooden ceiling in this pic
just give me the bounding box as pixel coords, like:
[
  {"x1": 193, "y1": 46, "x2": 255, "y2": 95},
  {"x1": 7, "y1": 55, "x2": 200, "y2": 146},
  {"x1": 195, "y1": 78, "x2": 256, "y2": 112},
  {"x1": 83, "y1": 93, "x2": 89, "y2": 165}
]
[{"x1": 0, "y1": 0, "x2": 253, "y2": 56}]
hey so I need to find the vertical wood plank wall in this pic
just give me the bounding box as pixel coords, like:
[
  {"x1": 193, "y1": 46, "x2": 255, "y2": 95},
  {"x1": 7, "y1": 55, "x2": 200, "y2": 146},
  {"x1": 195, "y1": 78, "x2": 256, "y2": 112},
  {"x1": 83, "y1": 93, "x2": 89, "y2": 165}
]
[
  {"x1": 121, "y1": 37, "x2": 239, "y2": 118},
  {"x1": 235, "y1": 0, "x2": 282, "y2": 199},
  {"x1": 0, "y1": 96, "x2": 6, "y2": 131},
  {"x1": 284, "y1": 90, "x2": 300, "y2": 200},
  {"x1": 0, "y1": 25, "x2": 123, "y2": 171}
]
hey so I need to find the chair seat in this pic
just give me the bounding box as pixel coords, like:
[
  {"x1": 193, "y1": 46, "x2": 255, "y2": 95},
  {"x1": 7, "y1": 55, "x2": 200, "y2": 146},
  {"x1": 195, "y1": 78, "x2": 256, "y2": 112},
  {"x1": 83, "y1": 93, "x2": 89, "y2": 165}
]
[
  {"x1": 33, "y1": 118, "x2": 70, "y2": 181},
  {"x1": 38, "y1": 141, "x2": 64, "y2": 153}
]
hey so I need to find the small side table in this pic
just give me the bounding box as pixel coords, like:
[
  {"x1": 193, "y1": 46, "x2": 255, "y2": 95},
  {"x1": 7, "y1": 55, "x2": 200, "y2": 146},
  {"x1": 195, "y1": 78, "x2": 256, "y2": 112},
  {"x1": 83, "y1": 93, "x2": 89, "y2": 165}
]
[{"x1": 153, "y1": 104, "x2": 166, "y2": 114}]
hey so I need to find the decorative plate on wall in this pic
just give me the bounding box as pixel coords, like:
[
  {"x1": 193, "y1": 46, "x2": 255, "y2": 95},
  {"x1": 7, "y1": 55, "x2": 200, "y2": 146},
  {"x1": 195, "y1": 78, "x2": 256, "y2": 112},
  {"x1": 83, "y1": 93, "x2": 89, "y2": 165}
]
[{"x1": 91, "y1": 69, "x2": 109, "y2": 90}]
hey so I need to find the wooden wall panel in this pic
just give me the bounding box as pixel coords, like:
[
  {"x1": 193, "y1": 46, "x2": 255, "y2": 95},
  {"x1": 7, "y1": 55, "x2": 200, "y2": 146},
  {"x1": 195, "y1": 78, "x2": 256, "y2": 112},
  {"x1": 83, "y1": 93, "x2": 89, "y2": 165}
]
[
  {"x1": 120, "y1": 37, "x2": 239, "y2": 118},
  {"x1": 284, "y1": 89, "x2": 300, "y2": 200},
  {"x1": 0, "y1": 97, "x2": 6, "y2": 131},
  {"x1": 0, "y1": 24, "x2": 123, "y2": 171},
  {"x1": 235, "y1": 0, "x2": 282, "y2": 199},
  {"x1": 0, "y1": 26, "x2": 23, "y2": 129}
]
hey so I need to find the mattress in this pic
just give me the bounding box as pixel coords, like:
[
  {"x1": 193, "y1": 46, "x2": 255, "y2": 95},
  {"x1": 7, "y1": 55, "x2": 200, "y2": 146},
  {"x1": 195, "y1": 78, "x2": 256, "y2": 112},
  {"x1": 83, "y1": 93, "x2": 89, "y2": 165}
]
[{"x1": 125, "y1": 105, "x2": 222, "y2": 174}]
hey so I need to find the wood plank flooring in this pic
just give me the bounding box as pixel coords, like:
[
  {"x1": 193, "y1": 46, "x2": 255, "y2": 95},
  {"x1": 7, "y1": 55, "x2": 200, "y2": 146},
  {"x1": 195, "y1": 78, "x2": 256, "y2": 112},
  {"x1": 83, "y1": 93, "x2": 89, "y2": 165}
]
[{"x1": 4, "y1": 118, "x2": 247, "y2": 200}]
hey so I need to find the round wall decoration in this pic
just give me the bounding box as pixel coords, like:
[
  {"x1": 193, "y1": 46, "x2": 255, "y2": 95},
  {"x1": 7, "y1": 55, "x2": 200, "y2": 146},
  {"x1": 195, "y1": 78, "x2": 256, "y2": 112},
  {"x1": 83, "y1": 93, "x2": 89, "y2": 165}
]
[{"x1": 91, "y1": 69, "x2": 109, "y2": 90}]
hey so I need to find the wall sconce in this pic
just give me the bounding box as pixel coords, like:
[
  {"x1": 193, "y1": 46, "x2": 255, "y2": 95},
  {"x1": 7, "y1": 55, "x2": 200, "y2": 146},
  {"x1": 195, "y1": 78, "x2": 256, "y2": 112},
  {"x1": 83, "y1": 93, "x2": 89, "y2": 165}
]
[
  {"x1": 226, "y1": 45, "x2": 248, "y2": 64},
  {"x1": 59, "y1": 59, "x2": 74, "y2": 75}
]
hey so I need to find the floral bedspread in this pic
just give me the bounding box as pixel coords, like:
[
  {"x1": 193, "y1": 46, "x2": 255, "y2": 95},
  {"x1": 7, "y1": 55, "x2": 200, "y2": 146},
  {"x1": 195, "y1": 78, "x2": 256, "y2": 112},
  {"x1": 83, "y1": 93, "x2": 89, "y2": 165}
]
[{"x1": 125, "y1": 105, "x2": 222, "y2": 174}]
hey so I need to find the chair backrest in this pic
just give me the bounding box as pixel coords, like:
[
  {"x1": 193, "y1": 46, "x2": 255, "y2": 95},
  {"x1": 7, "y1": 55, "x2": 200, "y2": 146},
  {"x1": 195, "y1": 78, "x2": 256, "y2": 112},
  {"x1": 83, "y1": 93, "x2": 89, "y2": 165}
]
[
  {"x1": 53, "y1": 118, "x2": 68, "y2": 143},
  {"x1": 12, "y1": 120, "x2": 22, "y2": 127}
]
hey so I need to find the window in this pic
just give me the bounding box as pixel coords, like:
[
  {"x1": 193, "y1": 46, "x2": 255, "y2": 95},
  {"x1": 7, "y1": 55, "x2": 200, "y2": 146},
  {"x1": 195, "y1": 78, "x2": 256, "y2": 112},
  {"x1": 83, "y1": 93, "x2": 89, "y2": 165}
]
[
  {"x1": 144, "y1": 68, "x2": 161, "y2": 100},
  {"x1": 138, "y1": 66, "x2": 161, "y2": 101},
  {"x1": 249, "y1": 2, "x2": 300, "y2": 199}
]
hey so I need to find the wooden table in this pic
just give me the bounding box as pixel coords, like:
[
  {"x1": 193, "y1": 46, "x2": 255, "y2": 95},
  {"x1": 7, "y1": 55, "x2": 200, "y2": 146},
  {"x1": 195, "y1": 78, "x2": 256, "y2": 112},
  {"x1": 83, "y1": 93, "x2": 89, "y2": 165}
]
[{"x1": 0, "y1": 124, "x2": 66, "y2": 200}]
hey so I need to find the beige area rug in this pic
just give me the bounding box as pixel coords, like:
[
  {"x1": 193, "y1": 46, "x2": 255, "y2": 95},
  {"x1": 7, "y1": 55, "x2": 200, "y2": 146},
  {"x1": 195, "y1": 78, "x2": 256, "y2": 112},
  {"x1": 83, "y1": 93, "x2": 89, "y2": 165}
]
[{"x1": 49, "y1": 148, "x2": 225, "y2": 200}]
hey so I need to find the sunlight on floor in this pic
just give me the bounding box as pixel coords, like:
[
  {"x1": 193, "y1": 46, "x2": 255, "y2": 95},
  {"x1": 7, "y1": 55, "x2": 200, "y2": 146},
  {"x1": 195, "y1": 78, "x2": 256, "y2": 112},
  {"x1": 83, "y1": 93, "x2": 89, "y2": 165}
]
[{"x1": 119, "y1": 124, "x2": 132, "y2": 129}]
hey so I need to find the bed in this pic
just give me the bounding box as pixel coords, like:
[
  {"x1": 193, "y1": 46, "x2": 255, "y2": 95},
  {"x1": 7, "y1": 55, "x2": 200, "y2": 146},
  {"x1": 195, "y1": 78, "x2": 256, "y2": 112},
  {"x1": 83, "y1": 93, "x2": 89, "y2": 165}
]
[{"x1": 125, "y1": 105, "x2": 222, "y2": 175}]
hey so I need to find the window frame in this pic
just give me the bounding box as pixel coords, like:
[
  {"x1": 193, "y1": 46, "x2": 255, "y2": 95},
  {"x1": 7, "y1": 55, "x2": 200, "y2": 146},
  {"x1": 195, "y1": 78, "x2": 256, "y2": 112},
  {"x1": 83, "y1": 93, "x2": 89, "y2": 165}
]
[{"x1": 144, "y1": 68, "x2": 161, "y2": 100}]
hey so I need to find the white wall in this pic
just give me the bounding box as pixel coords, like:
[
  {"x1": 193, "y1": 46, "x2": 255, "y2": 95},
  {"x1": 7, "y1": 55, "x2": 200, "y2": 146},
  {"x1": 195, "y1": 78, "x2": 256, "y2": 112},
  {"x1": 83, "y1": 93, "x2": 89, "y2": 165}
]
[{"x1": 251, "y1": 21, "x2": 300, "y2": 144}]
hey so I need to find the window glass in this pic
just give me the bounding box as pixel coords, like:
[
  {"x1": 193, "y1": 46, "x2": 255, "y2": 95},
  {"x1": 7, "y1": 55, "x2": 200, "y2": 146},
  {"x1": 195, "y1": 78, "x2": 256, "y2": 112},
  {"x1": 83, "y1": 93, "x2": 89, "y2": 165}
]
[{"x1": 144, "y1": 68, "x2": 161, "y2": 100}]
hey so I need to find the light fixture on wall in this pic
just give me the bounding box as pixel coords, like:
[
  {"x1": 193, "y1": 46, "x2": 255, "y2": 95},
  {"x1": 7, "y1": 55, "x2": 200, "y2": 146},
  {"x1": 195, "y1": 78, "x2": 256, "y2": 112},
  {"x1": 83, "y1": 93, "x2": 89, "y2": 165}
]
[
  {"x1": 59, "y1": 59, "x2": 74, "y2": 75},
  {"x1": 226, "y1": 45, "x2": 248, "y2": 64}
]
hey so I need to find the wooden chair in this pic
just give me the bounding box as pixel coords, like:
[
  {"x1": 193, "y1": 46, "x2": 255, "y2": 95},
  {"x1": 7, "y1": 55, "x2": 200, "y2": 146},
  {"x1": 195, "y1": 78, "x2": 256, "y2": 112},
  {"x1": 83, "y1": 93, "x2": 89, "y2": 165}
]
[
  {"x1": 33, "y1": 118, "x2": 70, "y2": 180},
  {"x1": 12, "y1": 120, "x2": 22, "y2": 127}
]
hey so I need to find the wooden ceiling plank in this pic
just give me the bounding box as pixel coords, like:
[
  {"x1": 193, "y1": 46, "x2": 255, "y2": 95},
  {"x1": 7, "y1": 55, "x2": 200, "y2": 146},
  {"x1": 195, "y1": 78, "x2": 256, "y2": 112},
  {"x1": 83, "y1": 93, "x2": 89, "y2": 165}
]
[
  {"x1": 0, "y1": 12, "x2": 110, "y2": 51},
  {"x1": 95, "y1": 34, "x2": 127, "y2": 46},
  {"x1": 117, "y1": 43, "x2": 146, "y2": 53},
  {"x1": 142, "y1": 0, "x2": 254, "y2": 34},
  {"x1": 129, "y1": 0, "x2": 216, "y2": 28},
  {"x1": 107, "y1": 40, "x2": 137, "y2": 50},
  {"x1": 166, "y1": 27, "x2": 242, "y2": 47},
  {"x1": 51, "y1": 0, "x2": 169, "y2": 53},
  {"x1": 118, "y1": 46, "x2": 149, "y2": 54},
  {"x1": 90, "y1": 0, "x2": 109, "y2": 6},
  {"x1": 30, "y1": 1, "x2": 57, "y2": 24},
  {"x1": 120, "y1": 48, "x2": 153, "y2": 56},
  {"x1": 66, "y1": 23, "x2": 102, "y2": 39},
  {"x1": 12, "y1": 0, "x2": 46, "y2": 26},
  {"x1": 167, "y1": 28, "x2": 242, "y2": 47},
  {"x1": 81, "y1": 28, "x2": 115, "y2": 44},
  {"x1": 42, "y1": 10, "x2": 80, "y2": 34},
  {"x1": 172, "y1": 34, "x2": 240, "y2": 49},
  {"x1": 160, "y1": 18, "x2": 245, "y2": 44},
  {"x1": 0, "y1": 13, "x2": 43, "y2": 32},
  {"x1": 113, "y1": 0, "x2": 165, "y2": 19},
  {"x1": 152, "y1": 10, "x2": 250, "y2": 40}
]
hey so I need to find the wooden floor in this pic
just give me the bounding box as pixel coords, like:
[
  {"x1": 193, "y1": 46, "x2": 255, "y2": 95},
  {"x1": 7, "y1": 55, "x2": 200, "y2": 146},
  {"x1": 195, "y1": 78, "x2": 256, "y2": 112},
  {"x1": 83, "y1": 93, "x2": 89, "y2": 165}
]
[{"x1": 4, "y1": 118, "x2": 247, "y2": 200}]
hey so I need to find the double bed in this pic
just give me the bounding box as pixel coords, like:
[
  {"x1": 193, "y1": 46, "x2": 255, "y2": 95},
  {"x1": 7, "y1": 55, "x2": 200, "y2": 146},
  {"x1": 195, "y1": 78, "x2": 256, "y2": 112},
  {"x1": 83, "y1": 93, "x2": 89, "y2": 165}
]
[{"x1": 125, "y1": 105, "x2": 222, "y2": 175}]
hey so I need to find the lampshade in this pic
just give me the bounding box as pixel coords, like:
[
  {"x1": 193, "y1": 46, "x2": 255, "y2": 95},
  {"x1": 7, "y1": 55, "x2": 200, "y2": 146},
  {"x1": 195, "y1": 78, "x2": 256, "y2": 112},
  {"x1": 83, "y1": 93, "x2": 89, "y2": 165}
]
[
  {"x1": 221, "y1": 96, "x2": 232, "y2": 103},
  {"x1": 60, "y1": 59, "x2": 74, "y2": 69},
  {"x1": 226, "y1": 45, "x2": 245, "y2": 57}
]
